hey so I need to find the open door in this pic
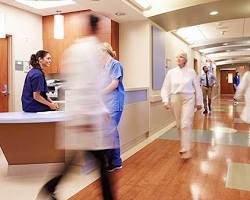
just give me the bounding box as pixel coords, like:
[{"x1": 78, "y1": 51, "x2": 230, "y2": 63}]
[{"x1": 0, "y1": 38, "x2": 9, "y2": 112}]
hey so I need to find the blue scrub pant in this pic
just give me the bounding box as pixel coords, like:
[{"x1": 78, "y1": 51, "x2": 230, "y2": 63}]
[{"x1": 107, "y1": 111, "x2": 123, "y2": 166}]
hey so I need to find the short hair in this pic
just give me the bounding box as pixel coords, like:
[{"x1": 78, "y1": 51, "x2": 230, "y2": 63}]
[
  {"x1": 202, "y1": 66, "x2": 207, "y2": 70},
  {"x1": 89, "y1": 14, "x2": 100, "y2": 34}
]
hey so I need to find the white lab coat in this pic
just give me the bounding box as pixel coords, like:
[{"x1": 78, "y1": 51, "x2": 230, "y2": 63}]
[
  {"x1": 234, "y1": 71, "x2": 250, "y2": 124},
  {"x1": 59, "y1": 36, "x2": 116, "y2": 150}
]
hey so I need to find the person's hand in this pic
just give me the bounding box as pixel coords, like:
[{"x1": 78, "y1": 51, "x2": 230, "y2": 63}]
[
  {"x1": 164, "y1": 102, "x2": 171, "y2": 110},
  {"x1": 196, "y1": 105, "x2": 202, "y2": 110},
  {"x1": 49, "y1": 102, "x2": 59, "y2": 110}
]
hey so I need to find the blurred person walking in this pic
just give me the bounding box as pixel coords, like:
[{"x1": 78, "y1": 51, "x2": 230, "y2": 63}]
[
  {"x1": 234, "y1": 70, "x2": 250, "y2": 126},
  {"x1": 36, "y1": 14, "x2": 116, "y2": 200},
  {"x1": 200, "y1": 66, "x2": 216, "y2": 114},
  {"x1": 161, "y1": 52, "x2": 203, "y2": 159},
  {"x1": 101, "y1": 42, "x2": 125, "y2": 172}
]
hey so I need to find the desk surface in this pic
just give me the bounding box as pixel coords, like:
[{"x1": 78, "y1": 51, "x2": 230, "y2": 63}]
[{"x1": 0, "y1": 111, "x2": 65, "y2": 123}]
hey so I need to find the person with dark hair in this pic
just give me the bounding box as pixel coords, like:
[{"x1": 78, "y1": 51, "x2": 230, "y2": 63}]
[
  {"x1": 21, "y1": 50, "x2": 58, "y2": 112},
  {"x1": 36, "y1": 14, "x2": 116, "y2": 200},
  {"x1": 233, "y1": 71, "x2": 240, "y2": 93},
  {"x1": 200, "y1": 65, "x2": 216, "y2": 114}
]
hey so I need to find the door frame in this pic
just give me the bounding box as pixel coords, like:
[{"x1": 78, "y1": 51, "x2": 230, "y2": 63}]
[{"x1": 220, "y1": 68, "x2": 236, "y2": 95}]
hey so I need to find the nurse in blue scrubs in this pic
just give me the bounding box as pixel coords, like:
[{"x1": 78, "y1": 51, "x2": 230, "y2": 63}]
[
  {"x1": 21, "y1": 50, "x2": 58, "y2": 112},
  {"x1": 102, "y1": 43, "x2": 125, "y2": 172}
]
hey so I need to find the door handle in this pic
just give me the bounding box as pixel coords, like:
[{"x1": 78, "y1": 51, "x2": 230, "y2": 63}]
[{"x1": 1, "y1": 84, "x2": 9, "y2": 96}]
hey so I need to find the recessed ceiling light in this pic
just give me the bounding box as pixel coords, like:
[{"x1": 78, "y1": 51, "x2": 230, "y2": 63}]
[
  {"x1": 115, "y1": 12, "x2": 126, "y2": 16},
  {"x1": 209, "y1": 11, "x2": 219, "y2": 16},
  {"x1": 15, "y1": 0, "x2": 76, "y2": 9},
  {"x1": 128, "y1": 0, "x2": 151, "y2": 11}
]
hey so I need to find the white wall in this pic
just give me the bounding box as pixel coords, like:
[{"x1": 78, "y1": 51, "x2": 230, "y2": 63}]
[
  {"x1": 0, "y1": 3, "x2": 43, "y2": 111},
  {"x1": 119, "y1": 20, "x2": 151, "y2": 89}
]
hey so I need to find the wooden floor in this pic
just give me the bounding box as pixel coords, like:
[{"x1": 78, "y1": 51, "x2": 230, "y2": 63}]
[{"x1": 69, "y1": 96, "x2": 250, "y2": 200}]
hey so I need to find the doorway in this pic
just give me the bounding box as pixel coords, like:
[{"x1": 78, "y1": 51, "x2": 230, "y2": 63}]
[
  {"x1": 0, "y1": 37, "x2": 9, "y2": 112},
  {"x1": 220, "y1": 70, "x2": 236, "y2": 94}
]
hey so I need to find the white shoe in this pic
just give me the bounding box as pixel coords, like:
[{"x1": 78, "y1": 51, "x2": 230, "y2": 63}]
[{"x1": 180, "y1": 151, "x2": 192, "y2": 159}]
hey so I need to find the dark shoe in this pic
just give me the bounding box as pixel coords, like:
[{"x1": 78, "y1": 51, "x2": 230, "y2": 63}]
[
  {"x1": 36, "y1": 190, "x2": 57, "y2": 200},
  {"x1": 107, "y1": 165, "x2": 122, "y2": 172},
  {"x1": 208, "y1": 105, "x2": 211, "y2": 111},
  {"x1": 203, "y1": 110, "x2": 208, "y2": 114}
]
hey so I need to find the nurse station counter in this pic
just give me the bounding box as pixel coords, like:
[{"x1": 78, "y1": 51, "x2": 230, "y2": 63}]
[
  {"x1": 0, "y1": 88, "x2": 150, "y2": 173},
  {"x1": 0, "y1": 111, "x2": 66, "y2": 169}
]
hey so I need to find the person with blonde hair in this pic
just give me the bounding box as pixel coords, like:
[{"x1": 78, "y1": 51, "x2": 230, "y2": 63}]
[
  {"x1": 161, "y1": 52, "x2": 203, "y2": 159},
  {"x1": 102, "y1": 42, "x2": 125, "y2": 171}
]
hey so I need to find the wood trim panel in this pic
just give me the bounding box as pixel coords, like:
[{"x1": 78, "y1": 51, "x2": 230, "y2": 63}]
[{"x1": 43, "y1": 11, "x2": 119, "y2": 74}]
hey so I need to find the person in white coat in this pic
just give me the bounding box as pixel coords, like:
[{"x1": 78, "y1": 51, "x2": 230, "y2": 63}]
[
  {"x1": 161, "y1": 52, "x2": 203, "y2": 159},
  {"x1": 37, "y1": 15, "x2": 116, "y2": 200},
  {"x1": 234, "y1": 70, "x2": 250, "y2": 125}
]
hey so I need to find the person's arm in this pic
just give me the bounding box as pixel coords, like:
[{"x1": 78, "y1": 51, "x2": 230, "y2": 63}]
[
  {"x1": 161, "y1": 72, "x2": 171, "y2": 109},
  {"x1": 33, "y1": 92, "x2": 58, "y2": 110},
  {"x1": 31, "y1": 74, "x2": 58, "y2": 110},
  {"x1": 102, "y1": 62, "x2": 122, "y2": 95},
  {"x1": 102, "y1": 79, "x2": 119, "y2": 95}
]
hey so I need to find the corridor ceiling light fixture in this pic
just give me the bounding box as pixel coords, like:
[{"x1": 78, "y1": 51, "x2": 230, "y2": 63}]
[
  {"x1": 127, "y1": 0, "x2": 152, "y2": 11},
  {"x1": 176, "y1": 26, "x2": 205, "y2": 45},
  {"x1": 54, "y1": 11, "x2": 64, "y2": 40},
  {"x1": 0, "y1": 12, "x2": 6, "y2": 38},
  {"x1": 115, "y1": 12, "x2": 126, "y2": 16},
  {"x1": 15, "y1": 0, "x2": 76, "y2": 9},
  {"x1": 209, "y1": 11, "x2": 219, "y2": 16}
]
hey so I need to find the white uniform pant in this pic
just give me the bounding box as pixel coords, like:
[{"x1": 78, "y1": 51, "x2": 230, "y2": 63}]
[{"x1": 170, "y1": 94, "x2": 195, "y2": 152}]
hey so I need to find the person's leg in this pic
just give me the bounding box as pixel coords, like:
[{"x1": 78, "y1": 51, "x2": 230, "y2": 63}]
[
  {"x1": 107, "y1": 111, "x2": 123, "y2": 169},
  {"x1": 90, "y1": 150, "x2": 114, "y2": 200},
  {"x1": 208, "y1": 87, "x2": 212, "y2": 111},
  {"x1": 180, "y1": 95, "x2": 195, "y2": 158},
  {"x1": 202, "y1": 86, "x2": 208, "y2": 113},
  {"x1": 170, "y1": 95, "x2": 183, "y2": 152},
  {"x1": 37, "y1": 151, "x2": 79, "y2": 199}
]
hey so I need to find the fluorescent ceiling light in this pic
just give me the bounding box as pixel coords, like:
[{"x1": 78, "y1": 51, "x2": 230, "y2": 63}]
[
  {"x1": 209, "y1": 11, "x2": 219, "y2": 16},
  {"x1": 176, "y1": 26, "x2": 205, "y2": 45},
  {"x1": 128, "y1": 0, "x2": 151, "y2": 10},
  {"x1": 15, "y1": 0, "x2": 76, "y2": 9}
]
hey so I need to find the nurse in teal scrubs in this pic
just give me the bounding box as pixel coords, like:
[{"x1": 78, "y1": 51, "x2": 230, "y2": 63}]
[
  {"x1": 102, "y1": 43, "x2": 125, "y2": 172},
  {"x1": 21, "y1": 50, "x2": 58, "y2": 112}
]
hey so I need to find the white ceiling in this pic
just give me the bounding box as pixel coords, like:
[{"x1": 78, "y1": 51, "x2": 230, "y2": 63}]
[
  {"x1": 1, "y1": 0, "x2": 250, "y2": 66},
  {"x1": 174, "y1": 17, "x2": 250, "y2": 66},
  {"x1": 143, "y1": 0, "x2": 219, "y2": 17},
  {"x1": 0, "y1": 0, "x2": 146, "y2": 22}
]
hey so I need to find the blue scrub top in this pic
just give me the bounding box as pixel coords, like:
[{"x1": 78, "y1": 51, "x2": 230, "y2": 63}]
[
  {"x1": 103, "y1": 59, "x2": 125, "y2": 113},
  {"x1": 21, "y1": 68, "x2": 51, "y2": 112},
  {"x1": 233, "y1": 76, "x2": 240, "y2": 87}
]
